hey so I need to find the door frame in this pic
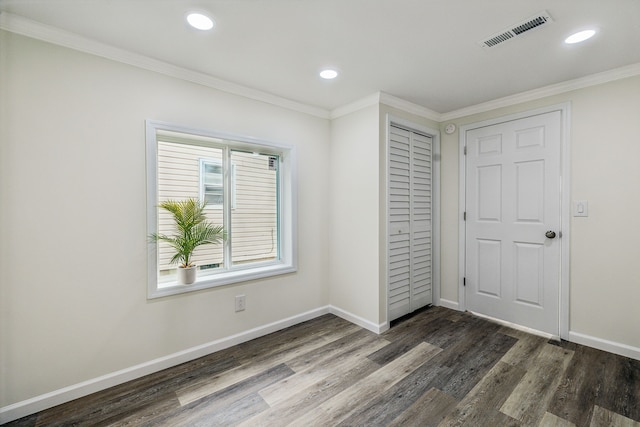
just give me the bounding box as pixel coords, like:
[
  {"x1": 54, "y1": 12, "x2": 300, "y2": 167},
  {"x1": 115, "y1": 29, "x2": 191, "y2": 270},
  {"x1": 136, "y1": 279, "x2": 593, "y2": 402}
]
[{"x1": 457, "y1": 103, "x2": 571, "y2": 340}]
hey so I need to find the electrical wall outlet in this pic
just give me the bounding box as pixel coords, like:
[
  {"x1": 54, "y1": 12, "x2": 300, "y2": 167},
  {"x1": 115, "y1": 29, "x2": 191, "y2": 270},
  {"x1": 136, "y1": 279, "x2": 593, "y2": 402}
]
[{"x1": 235, "y1": 295, "x2": 246, "y2": 312}]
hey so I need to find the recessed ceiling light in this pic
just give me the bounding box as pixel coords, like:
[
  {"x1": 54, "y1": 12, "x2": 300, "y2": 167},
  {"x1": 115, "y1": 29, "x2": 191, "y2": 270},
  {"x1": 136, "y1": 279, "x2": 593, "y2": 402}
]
[
  {"x1": 564, "y1": 29, "x2": 596, "y2": 44},
  {"x1": 319, "y1": 69, "x2": 339, "y2": 80},
  {"x1": 187, "y1": 13, "x2": 214, "y2": 31}
]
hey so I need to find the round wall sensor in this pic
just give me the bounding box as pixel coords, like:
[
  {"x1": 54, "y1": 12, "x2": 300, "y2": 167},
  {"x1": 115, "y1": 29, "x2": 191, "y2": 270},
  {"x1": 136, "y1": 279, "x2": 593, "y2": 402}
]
[{"x1": 445, "y1": 124, "x2": 456, "y2": 134}]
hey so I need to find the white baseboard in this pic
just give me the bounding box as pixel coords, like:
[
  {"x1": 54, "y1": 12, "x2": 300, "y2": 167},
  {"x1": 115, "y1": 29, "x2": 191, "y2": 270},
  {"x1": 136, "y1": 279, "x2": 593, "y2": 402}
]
[
  {"x1": 0, "y1": 306, "x2": 331, "y2": 424},
  {"x1": 329, "y1": 305, "x2": 388, "y2": 334},
  {"x1": 437, "y1": 298, "x2": 460, "y2": 311},
  {"x1": 569, "y1": 331, "x2": 640, "y2": 361}
]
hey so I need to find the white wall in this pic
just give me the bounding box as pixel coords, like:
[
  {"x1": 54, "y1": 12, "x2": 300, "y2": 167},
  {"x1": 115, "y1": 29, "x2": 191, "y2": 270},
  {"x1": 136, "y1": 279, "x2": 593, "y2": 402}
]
[
  {"x1": 328, "y1": 105, "x2": 381, "y2": 325},
  {"x1": 0, "y1": 31, "x2": 331, "y2": 408},
  {"x1": 439, "y1": 75, "x2": 640, "y2": 351}
]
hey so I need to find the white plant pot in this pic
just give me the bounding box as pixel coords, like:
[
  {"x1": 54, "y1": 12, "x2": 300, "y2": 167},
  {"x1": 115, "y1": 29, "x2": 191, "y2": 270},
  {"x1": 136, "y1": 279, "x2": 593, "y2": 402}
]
[{"x1": 178, "y1": 265, "x2": 197, "y2": 285}]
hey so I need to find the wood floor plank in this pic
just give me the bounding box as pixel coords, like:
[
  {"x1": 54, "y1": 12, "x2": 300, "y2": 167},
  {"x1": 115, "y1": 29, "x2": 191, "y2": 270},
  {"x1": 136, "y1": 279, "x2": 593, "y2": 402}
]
[
  {"x1": 367, "y1": 330, "x2": 430, "y2": 366},
  {"x1": 284, "y1": 327, "x2": 388, "y2": 373},
  {"x1": 395, "y1": 314, "x2": 481, "y2": 351},
  {"x1": 176, "y1": 359, "x2": 286, "y2": 406},
  {"x1": 596, "y1": 352, "x2": 640, "y2": 422},
  {"x1": 34, "y1": 357, "x2": 239, "y2": 427},
  {"x1": 499, "y1": 328, "x2": 547, "y2": 370},
  {"x1": 201, "y1": 392, "x2": 269, "y2": 427},
  {"x1": 539, "y1": 411, "x2": 577, "y2": 427},
  {"x1": 500, "y1": 343, "x2": 575, "y2": 425},
  {"x1": 286, "y1": 341, "x2": 442, "y2": 427},
  {"x1": 473, "y1": 410, "x2": 521, "y2": 427},
  {"x1": 547, "y1": 345, "x2": 607, "y2": 426},
  {"x1": 438, "y1": 361, "x2": 526, "y2": 427},
  {"x1": 238, "y1": 357, "x2": 381, "y2": 426},
  {"x1": 382, "y1": 306, "x2": 461, "y2": 348},
  {"x1": 337, "y1": 323, "x2": 516, "y2": 427},
  {"x1": 387, "y1": 387, "x2": 458, "y2": 427},
  {"x1": 5, "y1": 415, "x2": 37, "y2": 427},
  {"x1": 439, "y1": 409, "x2": 521, "y2": 427},
  {"x1": 430, "y1": 332, "x2": 516, "y2": 400},
  {"x1": 176, "y1": 319, "x2": 359, "y2": 405},
  {"x1": 231, "y1": 314, "x2": 360, "y2": 366},
  {"x1": 259, "y1": 332, "x2": 389, "y2": 406},
  {"x1": 590, "y1": 405, "x2": 640, "y2": 427},
  {"x1": 144, "y1": 363, "x2": 293, "y2": 427},
  {"x1": 430, "y1": 319, "x2": 506, "y2": 373},
  {"x1": 339, "y1": 364, "x2": 451, "y2": 427},
  {"x1": 386, "y1": 306, "x2": 451, "y2": 336},
  {"x1": 423, "y1": 316, "x2": 489, "y2": 349},
  {"x1": 95, "y1": 394, "x2": 182, "y2": 427},
  {"x1": 177, "y1": 392, "x2": 269, "y2": 427}
]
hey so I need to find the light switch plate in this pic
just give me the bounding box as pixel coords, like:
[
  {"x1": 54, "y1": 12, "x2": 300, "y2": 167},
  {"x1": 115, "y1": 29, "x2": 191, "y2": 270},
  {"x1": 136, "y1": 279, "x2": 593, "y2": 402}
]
[{"x1": 573, "y1": 200, "x2": 589, "y2": 217}]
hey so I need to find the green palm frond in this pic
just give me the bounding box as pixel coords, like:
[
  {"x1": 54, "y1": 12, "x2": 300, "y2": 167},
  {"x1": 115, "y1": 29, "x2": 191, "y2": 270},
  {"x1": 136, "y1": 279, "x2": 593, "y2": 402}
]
[{"x1": 149, "y1": 198, "x2": 225, "y2": 268}]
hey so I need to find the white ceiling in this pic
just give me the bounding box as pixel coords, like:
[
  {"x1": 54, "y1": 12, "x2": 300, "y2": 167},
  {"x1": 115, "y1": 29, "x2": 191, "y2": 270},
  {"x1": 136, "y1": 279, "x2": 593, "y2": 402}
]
[{"x1": 1, "y1": 0, "x2": 639, "y2": 114}]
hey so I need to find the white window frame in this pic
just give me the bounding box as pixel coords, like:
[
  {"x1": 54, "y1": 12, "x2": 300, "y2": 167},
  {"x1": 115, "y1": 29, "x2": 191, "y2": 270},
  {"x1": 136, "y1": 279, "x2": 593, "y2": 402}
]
[{"x1": 146, "y1": 120, "x2": 297, "y2": 299}]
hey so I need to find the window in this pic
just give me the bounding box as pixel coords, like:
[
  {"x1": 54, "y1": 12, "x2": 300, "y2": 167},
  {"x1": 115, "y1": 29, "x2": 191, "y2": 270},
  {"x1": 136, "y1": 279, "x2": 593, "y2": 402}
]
[
  {"x1": 146, "y1": 120, "x2": 297, "y2": 298},
  {"x1": 200, "y1": 159, "x2": 235, "y2": 208},
  {"x1": 200, "y1": 159, "x2": 223, "y2": 205}
]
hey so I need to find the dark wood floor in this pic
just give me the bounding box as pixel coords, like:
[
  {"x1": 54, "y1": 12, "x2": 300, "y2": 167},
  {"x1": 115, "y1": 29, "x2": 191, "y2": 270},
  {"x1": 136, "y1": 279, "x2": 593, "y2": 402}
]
[{"x1": 5, "y1": 306, "x2": 640, "y2": 426}]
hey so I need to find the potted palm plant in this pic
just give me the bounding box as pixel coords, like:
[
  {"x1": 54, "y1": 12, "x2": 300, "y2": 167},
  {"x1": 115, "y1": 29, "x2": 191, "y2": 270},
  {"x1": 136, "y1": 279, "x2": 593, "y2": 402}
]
[{"x1": 149, "y1": 198, "x2": 225, "y2": 285}]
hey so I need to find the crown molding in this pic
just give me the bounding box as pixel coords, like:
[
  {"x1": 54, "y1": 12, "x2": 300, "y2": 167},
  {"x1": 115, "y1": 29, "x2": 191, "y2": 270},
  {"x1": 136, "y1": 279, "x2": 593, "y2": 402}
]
[
  {"x1": 329, "y1": 92, "x2": 382, "y2": 119},
  {"x1": 441, "y1": 62, "x2": 640, "y2": 121},
  {"x1": 0, "y1": 12, "x2": 331, "y2": 119},
  {"x1": 330, "y1": 92, "x2": 442, "y2": 121},
  {"x1": 378, "y1": 92, "x2": 442, "y2": 122}
]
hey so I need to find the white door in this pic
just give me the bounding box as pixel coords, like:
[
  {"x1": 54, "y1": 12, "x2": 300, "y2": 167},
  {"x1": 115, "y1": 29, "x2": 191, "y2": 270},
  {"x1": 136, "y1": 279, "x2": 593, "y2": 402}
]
[
  {"x1": 388, "y1": 125, "x2": 433, "y2": 321},
  {"x1": 465, "y1": 111, "x2": 561, "y2": 335}
]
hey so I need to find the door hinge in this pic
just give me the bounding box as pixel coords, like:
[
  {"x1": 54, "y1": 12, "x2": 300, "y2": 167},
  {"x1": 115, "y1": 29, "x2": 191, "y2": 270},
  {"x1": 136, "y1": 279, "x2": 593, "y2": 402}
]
[
  {"x1": 463, "y1": 146, "x2": 467, "y2": 155},
  {"x1": 463, "y1": 211, "x2": 466, "y2": 221},
  {"x1": 463, "y1": 277, "x2": 466, "y2": 287}
]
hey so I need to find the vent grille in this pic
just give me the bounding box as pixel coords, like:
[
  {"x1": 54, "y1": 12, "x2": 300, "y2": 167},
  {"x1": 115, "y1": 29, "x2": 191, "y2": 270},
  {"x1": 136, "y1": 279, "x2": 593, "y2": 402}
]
[
  {"x1": 268, "y1": 156, "x2": 278, "y2": 171},
  {"x1": 479, "y1": 11, "x2": 553, "y2": 48}
]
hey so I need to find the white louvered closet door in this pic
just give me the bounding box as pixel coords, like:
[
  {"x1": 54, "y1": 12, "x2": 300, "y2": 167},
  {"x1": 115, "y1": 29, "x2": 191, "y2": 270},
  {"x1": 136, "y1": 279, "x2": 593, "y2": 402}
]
[{"x1": 388, "y1": 125, "x2": 433, "y2": 321}]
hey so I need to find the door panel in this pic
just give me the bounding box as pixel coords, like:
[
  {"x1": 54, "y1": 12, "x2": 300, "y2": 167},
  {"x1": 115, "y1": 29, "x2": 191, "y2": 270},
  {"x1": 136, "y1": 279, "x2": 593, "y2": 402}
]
[
  {"x1": 465, "y1": 111, "x2": 561, "y2": 335},
  {"x1": 476, "y1": 239, "x2": 502, "y2": 297},
  {"x1": 389, "y1": 125, "x2": 433, "y2": 321},
  {"x1": 477, "y1": 165, "x2": 502, "y2": 221},
  {"x1": 514, "y1": 242, "x2": 543, "y2": 306},
  {"x1": 515, "y1": 160, "x2": 544, "y2": 222}
]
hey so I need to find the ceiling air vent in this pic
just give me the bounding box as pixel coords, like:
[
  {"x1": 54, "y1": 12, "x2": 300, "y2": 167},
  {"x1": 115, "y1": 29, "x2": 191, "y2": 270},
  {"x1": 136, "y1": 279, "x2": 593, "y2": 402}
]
[{"x1": 479, "y1": 11, "x2": 553, "y2": 48}]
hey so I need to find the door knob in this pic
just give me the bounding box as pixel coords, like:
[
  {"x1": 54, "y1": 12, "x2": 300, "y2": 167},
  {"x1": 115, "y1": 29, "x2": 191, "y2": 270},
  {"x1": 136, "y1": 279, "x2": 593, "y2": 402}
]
[{"x1": 545, "y1": 230, "x2": 557, "y2": 239}]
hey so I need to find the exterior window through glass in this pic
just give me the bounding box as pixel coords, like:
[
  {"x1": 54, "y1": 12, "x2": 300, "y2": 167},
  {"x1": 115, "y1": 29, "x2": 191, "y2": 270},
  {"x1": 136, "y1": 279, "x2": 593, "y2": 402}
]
[{"x1": 202, "y1": 161, "x2": 223, "y2": 205}]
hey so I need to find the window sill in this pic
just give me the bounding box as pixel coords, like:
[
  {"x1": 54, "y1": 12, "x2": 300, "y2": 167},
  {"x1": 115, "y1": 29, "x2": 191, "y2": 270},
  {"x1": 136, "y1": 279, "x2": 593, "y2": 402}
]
[{"x1": 148, "y1": 262, "x2": 297, "y2": 299}]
